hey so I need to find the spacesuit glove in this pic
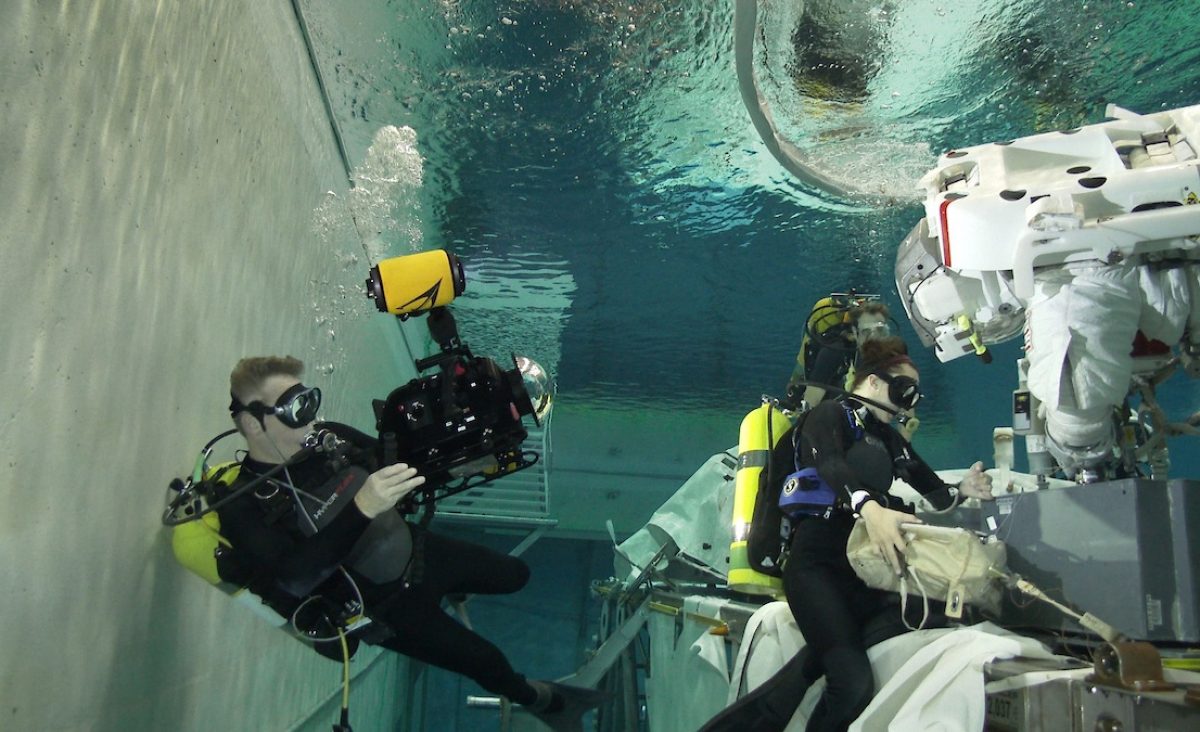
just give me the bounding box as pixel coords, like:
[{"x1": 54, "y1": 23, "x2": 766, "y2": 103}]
[
  {"x1": 860, "y1": 501, "x2": 920, "y2": 577},
  {"x1": 355, "y1": 463, "x2": 425, "y2": 518},
  {"x1": 957, "y1": 461, "x2": 994, "y2": 501}
]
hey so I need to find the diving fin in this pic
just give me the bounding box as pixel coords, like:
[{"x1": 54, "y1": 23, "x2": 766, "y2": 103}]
[{"x1": 523, "y1": 681, "x2": 610, "y2": 732}]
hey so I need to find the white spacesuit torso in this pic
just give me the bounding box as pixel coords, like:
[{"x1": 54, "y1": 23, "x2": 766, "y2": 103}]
[{"x1": 895, "y1": 104, "x2": 1200, "y2": 479}]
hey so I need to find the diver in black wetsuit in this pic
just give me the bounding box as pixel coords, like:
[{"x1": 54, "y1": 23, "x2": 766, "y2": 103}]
[
  {"x1": 704, "y1": 338, "x2": 995, "y2": 732},
  {"x1": 784, "y1": 298, "x2": 891, "y2": 409},
  {"x1": 216, "y1": 355, "x2": 593, "y2": 725}
]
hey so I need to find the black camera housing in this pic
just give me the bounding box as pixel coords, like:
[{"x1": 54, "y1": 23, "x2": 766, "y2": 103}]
[{"x1": 373, "y1": 308, "x2": 537, "y2": 499}]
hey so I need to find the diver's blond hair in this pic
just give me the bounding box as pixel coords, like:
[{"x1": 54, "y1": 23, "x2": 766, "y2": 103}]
[{"x1": 230, "y1": 355, "x2": 304, "y2": 404}]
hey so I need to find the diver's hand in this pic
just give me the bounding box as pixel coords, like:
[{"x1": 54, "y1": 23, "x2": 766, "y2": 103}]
[
  {"x1": 860, "y1": 501, "x2": 921, "y2": 577},
  {"x1": 355, "y1": 463, "x2": 426, "y2": 518},
  {"x1": 958, "y1": 461, "x2": 994, "y2": 501}
]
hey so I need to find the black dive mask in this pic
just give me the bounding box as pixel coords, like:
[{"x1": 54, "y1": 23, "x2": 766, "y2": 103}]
[
  {"x1": 874, "y1": 372, "x2": 922, "y2": 411},
  {"x1": 231, "y1": 384, "x2": 322, "y2": 428}
]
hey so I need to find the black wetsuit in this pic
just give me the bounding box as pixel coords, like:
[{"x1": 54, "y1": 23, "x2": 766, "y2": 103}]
[
  {"x1": 215, "y1": 422, "x2": 538, "y2": 705},
  {"x1": 787, "y1": 326, "x2": 856, "y2": 406},
  {"x1": 789, "y1": 399, "x2": 956, "y2": 732},
  {"x1": 805, "y1": 334, "x2": 854, "y2": 393},
  {"x1": 703, "y1": 399, "x2": 957, "y2": 732}
]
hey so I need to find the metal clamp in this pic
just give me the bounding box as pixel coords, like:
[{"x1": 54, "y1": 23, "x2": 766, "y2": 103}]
[{"x1": 1089, "y1": 642, "x2": 1175, "y2": 692}]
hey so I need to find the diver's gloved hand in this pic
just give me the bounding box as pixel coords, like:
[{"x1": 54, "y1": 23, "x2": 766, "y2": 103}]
[
  {"x1": 355, "y1": 463, "x2": 425, "y2": 518},
  {"x1": 957, "y1": 461, "x2": 994, "y2": 501}
]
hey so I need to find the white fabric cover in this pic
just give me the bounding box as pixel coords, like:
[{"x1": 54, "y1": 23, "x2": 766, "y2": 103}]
[
  {"x1": 844, "y1": 624, "x2": 1056, "y2": 732},
  {"x1": 723, "y1": 602, "x2": 1060, "y2": 732},
  {"x1": 1025, "y1": 260, "x2": 1200, "y2": 453},
  {"x1": 645, "y1": 596, "x2": 736, "y2": 732},
  {"x1": 726, "y1": 601, "x2": 807, "y2": 706},
  {"x1": 614, "y1": 450, "x2": 737, "y2": 584}
]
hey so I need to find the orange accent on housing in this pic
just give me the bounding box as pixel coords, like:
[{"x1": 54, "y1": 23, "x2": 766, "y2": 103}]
[{"x1": 939, "y1": 198, "x2": 954, "y2": 266}]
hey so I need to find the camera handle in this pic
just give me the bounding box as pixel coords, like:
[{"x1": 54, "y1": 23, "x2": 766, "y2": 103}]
[
  {"x1": 381, "y1": 432, "x2": 399, "y2": 466},
  {"x1": 425, "y1": 306, "x2": 461, "y2": 351},
  {"x1": 413, "y1": 309, "x2": 472, "y2": 423}
]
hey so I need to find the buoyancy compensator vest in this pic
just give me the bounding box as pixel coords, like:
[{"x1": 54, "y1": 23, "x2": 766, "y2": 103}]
[
  {"x1": 777, "y1": 406, "x2": 866, "y2": 520},
  {"x1": 741, "y1": 400, "x2": 883, "y2": 580},
  {"x1": 168, "y1": 460, "x2": 308, "y2": 631},
  {"x1": 164, "y1": 430, "x2": 377, "y2": 659},
  {"x1": 170, "y1": 462, "x2": 253, "y2": 588}
]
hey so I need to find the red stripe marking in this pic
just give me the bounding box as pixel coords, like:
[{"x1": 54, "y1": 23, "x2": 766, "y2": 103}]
[{"x1": 938, "y1": 198, "x2": 954, "y2": 266}]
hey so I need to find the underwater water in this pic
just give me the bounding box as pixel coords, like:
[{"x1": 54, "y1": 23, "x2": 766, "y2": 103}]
[{"x1": 304, "y1": 0, "x2": 1200, "y2": 474}]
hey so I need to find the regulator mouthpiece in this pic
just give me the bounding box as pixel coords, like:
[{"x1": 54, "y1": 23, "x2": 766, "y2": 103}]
[{"x1": 365, "y1": 249, "x2": 466, "y2": 317}]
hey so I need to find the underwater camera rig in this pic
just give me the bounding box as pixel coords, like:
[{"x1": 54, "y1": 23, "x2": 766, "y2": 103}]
[{"x1": 366, "y1": 249, "x2": 553, "y2": 506}]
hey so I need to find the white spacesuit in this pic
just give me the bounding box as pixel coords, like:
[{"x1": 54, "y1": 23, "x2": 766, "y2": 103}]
[{"x1": 895, "y1": 104, "x2": 1200, "y2": 480}]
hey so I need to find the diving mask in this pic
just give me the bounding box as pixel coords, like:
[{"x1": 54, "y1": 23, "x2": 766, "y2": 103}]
[
  {"x1": 855, "y1": 319, "x2": 890, "y2": 342},
  {"x1": 874, "y1": 372, "x2": 922, "y2": 411},
  {"x1": 231, "y1": 384, "x2": 322, "y2": 428}
]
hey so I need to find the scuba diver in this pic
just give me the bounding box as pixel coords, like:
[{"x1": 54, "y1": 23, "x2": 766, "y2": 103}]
[
  {"x1": 705, "y1": 337, "x2": 995, "y2": 732},
  {"x1": 212, "y1": 355, "x2": 600, "y2": 729},
  {"x1": 785, "y1": 295, "x2": 920, "y2": 440},
  {"x1": 785, "y1": 295, "x2": 892, "y2": 409}
]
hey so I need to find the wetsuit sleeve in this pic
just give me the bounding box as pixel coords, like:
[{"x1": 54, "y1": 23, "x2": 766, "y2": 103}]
[
  {"x1": 887, "y1": 435, "x2": 957, "y2": 511},
  {"x1": 799, "y1": 402, "x2": 882, "y2": 511},
  {"x1": 217, "y1": 488, "x2": 371, "y2": 598}
]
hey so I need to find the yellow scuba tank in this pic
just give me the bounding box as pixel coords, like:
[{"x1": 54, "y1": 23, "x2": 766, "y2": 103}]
[
  {"x1": 796, "y1": 296, "x2": 851, "y2": 375},
  {"x1": 171, "y1": 462, "x2": 240, "y2": 587},
  {"x1": 169, "y1": 462, "x2": 292, "y2": 628},
  {"x1": 809, "y1": 296, "x2": 848, "y2": 335},
  {"x1": 728, "y1": 402, "x2": 792, "y2": 595}
]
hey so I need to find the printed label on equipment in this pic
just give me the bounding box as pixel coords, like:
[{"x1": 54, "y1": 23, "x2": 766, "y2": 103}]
[
  {"x1": 985, "y1": 691, "x2": 1020, "y2": 729},
  {"x1": 1146, "y1": 595, "x2": 1163, "y2": 630}
]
